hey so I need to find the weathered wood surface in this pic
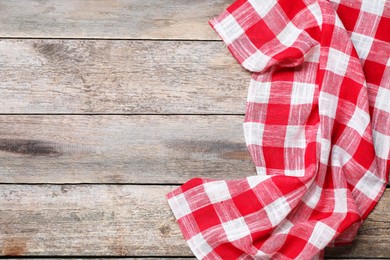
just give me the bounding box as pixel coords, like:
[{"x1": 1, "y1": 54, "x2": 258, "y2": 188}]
[
  {"x1": 0, "y1": 115, "x2": 254, "y2": 184},
  {"x1": 1, "y1": 1, "x2": 388, "y2": 259},
  {"x1": 0, "y1": 185, "x2": 389, "y2": 257},
  {"x1": 0, "y1": 0, "x2": 228, "y2": 40},
  {"x1": 0, "y1": 39, "x2": 248, "y2": 114}
]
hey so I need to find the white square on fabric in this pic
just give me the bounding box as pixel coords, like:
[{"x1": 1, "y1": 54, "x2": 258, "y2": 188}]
[
  {"x1": 350, "y1": 32, "x2": 375, "y2": 60},
  {"x1": 347, "y1": 107, "x2": 370, "y2": 136},
  {"x1": 319, "y1": 92, "x2": 338, "y2": 119},
  {"x1": 375, "y1": 87, "x2": 390, "y2": 111},
  {"x1": 302, "y1": 185, "x2": 322, "y2": 209},
  {"x1": 264, "y1": 197, "x2": 291, "y2": 226},
  {"x1": 320, "y1": 137, "x2": 331, "y2": 164},
  {"x1": 255, "y1": 167, "x2": 267, "y2": 176},
  {"x1": 373, "y1": 130, "x2": 390, "y2": 159},
  {"x1": 308, "y1": 222, "x2": 336, "y2": 249},
  {"x1": 254, "y1": 250, "x2": 270, "y2": 258},
  {"x1": 244, "y1": 122, "x2": 265, "y2": 145},
  {"x1": 276, "y1": 22, "x2": 303, "y2": 47},
  {"x1": 304, "y1": 45, "x2": 320, "y2": 63},
  {"x1": 222, "y1": 217, "x2": 251, "y2": 241},
  {"x1": 326, "y1": 48, "x2": 350, "y2": 77},
  {"x1": 285, "y1": 125, "x2": 306, "y2": 148},
  {"x1": 204, "y1": 181, "x2": 231, "y2": 203},
  {"x1": 331, "y1": 145, "x2": 352, "y2": 167},
  {"x1": 307, "y1": 2, "x2": 322, "y2": 27},
  {"x1": 242, "y1": 50, "x2": 272, "y2": 72},
  {"x1": 187, "y1": 233, "x2": 213, "y2": 259},
  {"x1": 285, "y1": 169, "x2": 305, "y2": 177},
  {"x1": 273, "y1": 219, "x2": 294, "y2": 234},
  {"x1": 291, "y1": 82, "x2": 316, "y2": 104},
  {"x1": 247, "y1": 175, "x2": 271, "y2": 189},
  {"x1": 248, "y1": 0, "x2": 277, "y2": 18},
  {"x1": 360, "y1": 0, "x2": 386, "y2": 16},
  {"x1": 355, "y1": 170, "x2": 384, "y2": 200},
  {"x1": 214, "y1": 14, "x2": 245, "y2": 45},
  {"x1": 247, "y1": 80, "x2": 272, "y2": 104},
  {"x1": 334, "y1": 188, "x2": 347, "y2": 213},
  {"x1": 168, "y1": 193, "x2": 192, "y2": 219}
]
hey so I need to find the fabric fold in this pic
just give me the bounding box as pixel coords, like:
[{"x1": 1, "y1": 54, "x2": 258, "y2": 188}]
[{"x1": 167, "y1": 0, "x2": 389, "y2": 259}]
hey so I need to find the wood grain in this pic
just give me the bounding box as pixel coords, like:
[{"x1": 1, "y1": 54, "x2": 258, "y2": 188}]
[
  {"x1": 0, "y1": 39, "x2": 248, "y2": 114},
  {"x1": 0, "y1": 115, "x2": 255, "y2": 184},
  {"x1": 0, "y1": 0, "x2": 229, "y2": 40},
  {"x1": 0, "y1": 185, "x2": 388, "y2": 257}
]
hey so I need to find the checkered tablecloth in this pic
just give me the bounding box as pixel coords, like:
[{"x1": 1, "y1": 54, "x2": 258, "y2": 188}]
[{"x1": 167, "y1": 0, "x2": 389, "y2": 259}]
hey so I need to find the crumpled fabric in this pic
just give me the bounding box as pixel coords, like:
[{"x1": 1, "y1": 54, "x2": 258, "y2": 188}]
[{"x1": 167, "y1": 0, "x2": 389, "y2": 259}]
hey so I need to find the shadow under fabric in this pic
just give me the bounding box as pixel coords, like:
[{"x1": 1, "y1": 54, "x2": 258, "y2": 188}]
[{"x1": 167, "y1": 0, "x2": 390, "y2": 259}]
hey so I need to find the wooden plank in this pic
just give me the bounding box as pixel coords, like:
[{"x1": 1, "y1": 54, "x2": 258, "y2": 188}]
[
  {"x1": 0, "y1": 39, "x2": 248, "y2": 114},
  {"x1": 0, "y1": 115, "x2": 255, "y2": 184},
  {"x1": 0, "y1": 185, "x2": 189, "y2": 256},
  {"x1": 0, "y1": 185, "x2": 389, "y2": 257},
  {"x1": 0, "y1": 0, "x2": 228, "y2": 40}
]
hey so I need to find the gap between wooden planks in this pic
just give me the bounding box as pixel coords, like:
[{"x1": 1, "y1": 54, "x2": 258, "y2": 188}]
[{"x1": 0, "y1": 185, "x2": 389, "y2": 258}]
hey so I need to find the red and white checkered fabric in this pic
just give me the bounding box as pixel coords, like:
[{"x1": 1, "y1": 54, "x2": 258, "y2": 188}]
[{"x1": 167, "y1": 0, "x2": 389, "y2": 259}]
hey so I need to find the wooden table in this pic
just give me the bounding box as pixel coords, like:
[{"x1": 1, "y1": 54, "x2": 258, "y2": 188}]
[{"x1": 0, "y1": 0, "x2": 388, "y2": 258}]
